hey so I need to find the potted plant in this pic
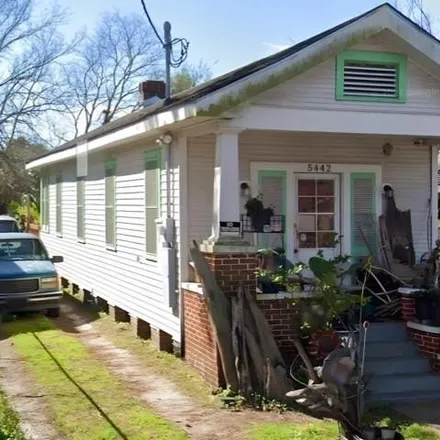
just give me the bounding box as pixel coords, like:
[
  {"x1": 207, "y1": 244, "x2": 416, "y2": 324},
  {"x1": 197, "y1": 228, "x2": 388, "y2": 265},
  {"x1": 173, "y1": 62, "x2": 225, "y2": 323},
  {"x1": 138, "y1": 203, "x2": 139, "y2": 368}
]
[
  {"x1": 300, "y1": 254, "x2": 366, "y2": 361},
  {"x1": 429, "y1": 288, "x2": 440, "y2": 326},
  {"x1": 413, "y1": 290, "x2": 433, "y2": 324},
  {"x1": 244, "y1": 195, "x2": 274, "y2": 232}
]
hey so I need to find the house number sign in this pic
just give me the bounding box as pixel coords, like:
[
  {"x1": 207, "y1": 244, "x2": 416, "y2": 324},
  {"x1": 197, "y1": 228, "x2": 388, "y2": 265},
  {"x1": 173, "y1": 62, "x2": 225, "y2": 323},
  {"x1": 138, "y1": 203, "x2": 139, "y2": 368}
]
[{"x1": 307, "y1": 163, "x2": 332, "y2": 172}]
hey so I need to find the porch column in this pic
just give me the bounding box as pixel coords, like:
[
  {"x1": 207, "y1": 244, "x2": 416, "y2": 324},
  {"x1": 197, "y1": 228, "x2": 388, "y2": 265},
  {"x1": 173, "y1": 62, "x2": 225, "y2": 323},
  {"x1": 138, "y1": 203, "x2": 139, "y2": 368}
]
[
  {"x1": 209, "y1": 128, "x2": 242, "y2": 243},
  {"x1": 199, "y1": 127, "x2": 257, "y2": 296}
]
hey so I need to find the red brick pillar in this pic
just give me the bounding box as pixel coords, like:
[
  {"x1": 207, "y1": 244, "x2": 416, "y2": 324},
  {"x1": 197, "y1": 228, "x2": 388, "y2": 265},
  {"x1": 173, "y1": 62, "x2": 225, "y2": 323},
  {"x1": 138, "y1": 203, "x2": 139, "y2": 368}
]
[
  {"x1": 399, "y1": 288, "x2": 417, "y2": 322},
  {"x1": 183, "y1": 287, "x2": 224, "y2": 388},
  {"x1": 199, "y1": 242, "x2": 257, "y2": 295}
]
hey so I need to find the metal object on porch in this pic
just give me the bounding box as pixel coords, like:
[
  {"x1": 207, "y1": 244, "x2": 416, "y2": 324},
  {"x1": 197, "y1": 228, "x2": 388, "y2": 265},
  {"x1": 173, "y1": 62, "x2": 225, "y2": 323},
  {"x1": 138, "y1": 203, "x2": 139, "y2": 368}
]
[{"x1": 240, "y1": 214, "x2": 285, "y2": 234}]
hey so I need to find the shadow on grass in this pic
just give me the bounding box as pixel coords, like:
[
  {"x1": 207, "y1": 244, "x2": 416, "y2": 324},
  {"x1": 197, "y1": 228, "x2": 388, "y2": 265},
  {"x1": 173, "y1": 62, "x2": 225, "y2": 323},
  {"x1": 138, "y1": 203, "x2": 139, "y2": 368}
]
[{"x1": 31, "y1": 331, "x2": 129, "y2": 440}]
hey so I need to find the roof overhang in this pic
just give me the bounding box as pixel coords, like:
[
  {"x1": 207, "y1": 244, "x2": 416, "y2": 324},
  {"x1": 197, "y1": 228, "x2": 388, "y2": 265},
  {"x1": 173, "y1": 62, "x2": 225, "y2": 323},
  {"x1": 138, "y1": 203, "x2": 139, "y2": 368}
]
[{"x1": 27, "y1": 4, "x2": 440, "y2": 170}]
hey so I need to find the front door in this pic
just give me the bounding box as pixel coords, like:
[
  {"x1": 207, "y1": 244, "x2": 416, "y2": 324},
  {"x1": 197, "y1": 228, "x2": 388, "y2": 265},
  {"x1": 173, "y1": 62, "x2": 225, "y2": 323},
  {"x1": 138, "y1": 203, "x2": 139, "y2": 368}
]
[{"x1": 293, "y1": 174, "x2": 340, "y2": 264}]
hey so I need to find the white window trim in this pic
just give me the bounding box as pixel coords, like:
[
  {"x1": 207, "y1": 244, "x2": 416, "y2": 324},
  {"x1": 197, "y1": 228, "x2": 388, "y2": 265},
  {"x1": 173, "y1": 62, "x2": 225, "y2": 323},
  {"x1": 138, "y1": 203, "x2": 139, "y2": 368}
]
[{"x1": 250, "y1": 162, "x2": 382, "y2": 261}]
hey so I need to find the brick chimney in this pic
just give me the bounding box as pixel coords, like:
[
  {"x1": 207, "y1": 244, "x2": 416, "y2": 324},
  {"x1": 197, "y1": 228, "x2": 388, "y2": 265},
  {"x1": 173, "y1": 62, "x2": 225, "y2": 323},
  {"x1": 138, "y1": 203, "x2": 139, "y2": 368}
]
[{"x1": 139, "y1": 81, "x2": 166, "y2": 105}]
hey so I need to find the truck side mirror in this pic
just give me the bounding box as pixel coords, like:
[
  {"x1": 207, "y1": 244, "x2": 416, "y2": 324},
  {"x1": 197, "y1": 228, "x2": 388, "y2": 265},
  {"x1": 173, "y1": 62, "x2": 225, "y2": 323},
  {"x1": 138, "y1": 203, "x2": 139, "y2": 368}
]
[{"x1": 51, "y1": 256, "x2": 64, "y2": 263}]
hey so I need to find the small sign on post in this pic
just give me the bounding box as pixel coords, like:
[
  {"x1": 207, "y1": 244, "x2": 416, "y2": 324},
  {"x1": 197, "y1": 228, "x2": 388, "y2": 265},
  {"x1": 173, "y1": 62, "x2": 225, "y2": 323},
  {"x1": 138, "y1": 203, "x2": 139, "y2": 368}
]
[{"x1": 219, "y1": 221, "x2": 241, "y2": 238}]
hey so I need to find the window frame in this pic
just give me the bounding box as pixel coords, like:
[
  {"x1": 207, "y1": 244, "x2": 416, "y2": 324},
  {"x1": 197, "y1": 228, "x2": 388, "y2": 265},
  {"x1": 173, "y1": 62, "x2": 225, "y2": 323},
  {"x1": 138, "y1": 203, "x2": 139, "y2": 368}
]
[
  {"x1": 40, "y1": 174, "x2": 50, "y2": 232},
  {"x1": 335, "y1": 50, "x2": 407, "y2": 103},
  {"x1": 144, "y1": 149, "x2": 162, "y2": 260},
  {"x1": 55, "y1": 174, "x2": 62, "y2": 237},
  {"x1": 105, "y1": 159, "x2": 117, "y2": 251},
  {"x1": 77, "y1": 177, "x2": 86, "y2": 243}
]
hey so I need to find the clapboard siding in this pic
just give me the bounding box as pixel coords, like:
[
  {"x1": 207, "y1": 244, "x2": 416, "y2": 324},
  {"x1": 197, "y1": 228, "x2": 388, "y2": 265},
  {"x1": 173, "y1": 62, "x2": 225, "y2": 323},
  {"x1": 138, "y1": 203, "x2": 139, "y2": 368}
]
[
  {"x1": 187, "y1": 135, "x2": 215, "y2": 244},
  {"x1": 187, "y1": 131, "x2": 431, "y2": 260},
  {"x1": 40, "y1": 139, "x2": 181, "y2": 341},
  {"x1": 251, "y1": 32, "x2": 440, "y2": 115}
]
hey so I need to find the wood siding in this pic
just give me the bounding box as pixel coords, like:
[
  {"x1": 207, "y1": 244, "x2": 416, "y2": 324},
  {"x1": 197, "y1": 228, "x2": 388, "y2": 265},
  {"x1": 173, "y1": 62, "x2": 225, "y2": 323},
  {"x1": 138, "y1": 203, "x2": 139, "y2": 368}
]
[
  {"x1": 251, "y1": 33, "x2": 440, "y2": 115},
  {"x1": 42, "y1": 139, "x2": 181, "y2": 341},
  {"x1": 188, "y1": 131, "x2": 431, "y2": 260}
]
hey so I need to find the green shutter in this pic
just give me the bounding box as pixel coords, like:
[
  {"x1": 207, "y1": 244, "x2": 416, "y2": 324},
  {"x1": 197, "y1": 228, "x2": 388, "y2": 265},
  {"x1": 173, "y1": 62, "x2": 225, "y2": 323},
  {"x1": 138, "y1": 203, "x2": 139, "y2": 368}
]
[
  {"x1": 56, "y1": 174, "x2": 62, "y2": 236},
  {"x1": 105, "y1": 159, "x2": 116, "y2": 249},
  {"x1": 77, "y1": 177, "x2": 85, "y2": 242},
  {"x1": 145, "y1": 149, "x2": 161, "y2": 257},
  {"x1": 350, "y1": 172, "x2": 376, "y2": 258},
  {"x1": 257, "y1": 170, "x2": 286, "y2": 250}
]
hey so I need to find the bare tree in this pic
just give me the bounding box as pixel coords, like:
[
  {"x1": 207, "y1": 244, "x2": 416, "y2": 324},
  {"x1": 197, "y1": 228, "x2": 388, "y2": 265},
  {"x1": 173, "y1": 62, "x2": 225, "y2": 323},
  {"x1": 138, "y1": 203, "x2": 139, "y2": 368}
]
[
  {"x1": 0, "y1": 0, "x2": 70, "y2": 149},
  {"x1": 58, "y1": 12, "x2": 163, "y2": 139},
  {"x1": 395, "y1": 0, "x2": 433, "y2": 33}
]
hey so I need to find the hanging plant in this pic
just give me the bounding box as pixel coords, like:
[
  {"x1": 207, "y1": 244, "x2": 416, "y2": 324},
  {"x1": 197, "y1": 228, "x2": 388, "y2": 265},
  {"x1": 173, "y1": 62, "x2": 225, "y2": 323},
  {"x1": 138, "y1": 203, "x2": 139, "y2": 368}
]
[{"x1": 244, "y1": 194, "x2": 274, "y2": 232}]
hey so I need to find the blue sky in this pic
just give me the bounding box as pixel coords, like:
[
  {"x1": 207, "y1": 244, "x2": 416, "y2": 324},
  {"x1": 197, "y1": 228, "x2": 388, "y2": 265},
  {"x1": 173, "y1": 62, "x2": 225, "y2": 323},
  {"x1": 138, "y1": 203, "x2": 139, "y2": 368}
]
[{"x1": 42, "y1": 0, "x2": 440, "y2": 76}]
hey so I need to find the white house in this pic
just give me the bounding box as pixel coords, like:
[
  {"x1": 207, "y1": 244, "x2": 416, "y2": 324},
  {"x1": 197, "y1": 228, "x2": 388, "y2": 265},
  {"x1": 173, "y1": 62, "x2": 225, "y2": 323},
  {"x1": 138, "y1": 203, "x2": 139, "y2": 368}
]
[{"x1": 27, "y1": 3, "x2": 440, "y2": 355}]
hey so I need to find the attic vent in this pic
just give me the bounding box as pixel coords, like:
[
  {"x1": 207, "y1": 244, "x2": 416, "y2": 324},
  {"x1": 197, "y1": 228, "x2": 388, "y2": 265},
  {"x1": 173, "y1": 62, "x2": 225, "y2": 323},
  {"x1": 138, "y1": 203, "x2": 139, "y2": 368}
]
[
  {"x1": 336, "y1": 51, "x2": 407, "y2": 103},
  {"x1": 343, "y1": 62, "x2": 397, "y2": 98}
]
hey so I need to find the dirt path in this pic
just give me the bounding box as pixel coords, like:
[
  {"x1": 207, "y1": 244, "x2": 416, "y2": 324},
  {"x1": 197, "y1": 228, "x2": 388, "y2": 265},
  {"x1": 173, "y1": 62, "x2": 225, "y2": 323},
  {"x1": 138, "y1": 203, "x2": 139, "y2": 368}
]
[
  {"x1": 57, "y1": 300, "x2": 310, "y2": 440},
  {"x1": 0, "y1": 338, "x2": 63, "y2": 440}
]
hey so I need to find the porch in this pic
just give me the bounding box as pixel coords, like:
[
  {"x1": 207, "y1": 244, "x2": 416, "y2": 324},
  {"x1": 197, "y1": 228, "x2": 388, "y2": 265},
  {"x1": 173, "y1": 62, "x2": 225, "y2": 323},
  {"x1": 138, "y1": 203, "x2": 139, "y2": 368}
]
[{"x1": 184, "y1": 129, "x2": 438, "y2": 272}]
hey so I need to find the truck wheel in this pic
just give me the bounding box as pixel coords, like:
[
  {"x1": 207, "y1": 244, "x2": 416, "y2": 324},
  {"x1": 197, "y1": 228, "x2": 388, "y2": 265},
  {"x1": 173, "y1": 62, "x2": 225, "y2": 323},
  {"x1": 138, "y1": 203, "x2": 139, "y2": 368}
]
[{"x1": 46, "y1": 308, "x2": 60, "y2": 318}]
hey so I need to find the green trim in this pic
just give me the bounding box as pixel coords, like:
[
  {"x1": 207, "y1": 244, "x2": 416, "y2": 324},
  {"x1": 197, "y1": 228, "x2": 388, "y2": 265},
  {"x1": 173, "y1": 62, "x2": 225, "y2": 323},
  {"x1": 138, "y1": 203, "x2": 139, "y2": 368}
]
[
  {"x1": 104, "y1": 160, "x2": 116, "y2": 250},
  {"x1": 350, "y1": 172, "x2": 376, "y2": 258},
  {"x1": 76, "y1": 177, "x2": 85, "y2": 243},
  {"x1": 257, "y1": 170, "x2": 286, "y2": 249},
  {"x1": 104, "y1": 158, "x2": 117, "y2": 175},
  {"x1": 144, "y1": 149, "x2": 162, "y2": 259},
  {"x1": 336, "y1": 50, "x2": 407, "y2": 103},
  {"x1": 55, "y1": 174, "x2": 62, "y2": 237}
]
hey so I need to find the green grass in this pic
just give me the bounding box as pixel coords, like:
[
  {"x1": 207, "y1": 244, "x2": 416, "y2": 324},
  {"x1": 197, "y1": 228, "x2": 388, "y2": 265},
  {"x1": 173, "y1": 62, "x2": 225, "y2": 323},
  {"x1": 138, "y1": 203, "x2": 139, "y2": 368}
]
[
  {"x1": 67, "y1": 294, "x2": 217, "y2": 407},
  {"x1": 248, "y1": 421, "x2": 339, "y2": 440},
  {"x1": 249, "y1": 406, "x2": 440, "y2": 440},
  {"x1": 2, "y1": 316, "x2": 187, "y2": 440},
  {"x1": 0, "y1": 390, "x2": 25, "y2": 440}
]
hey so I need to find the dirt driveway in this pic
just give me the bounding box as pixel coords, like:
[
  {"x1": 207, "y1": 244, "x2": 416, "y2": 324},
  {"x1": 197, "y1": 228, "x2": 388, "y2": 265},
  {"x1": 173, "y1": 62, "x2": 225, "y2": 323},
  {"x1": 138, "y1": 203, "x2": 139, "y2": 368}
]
[{"x1": 0, "y1": 298, "x2": 313, "y2": 440}]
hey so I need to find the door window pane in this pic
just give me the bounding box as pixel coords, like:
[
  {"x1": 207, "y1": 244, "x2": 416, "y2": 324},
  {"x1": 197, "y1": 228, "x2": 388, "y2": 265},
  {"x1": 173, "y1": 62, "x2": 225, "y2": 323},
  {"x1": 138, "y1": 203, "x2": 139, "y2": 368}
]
[
  {"x1": 298, "y1": 197, "x2": 316, "y2": 213},
  {"x1": 317, "y1": 197, "x2": 334, "y2": 213},
  {"x1": 297, "y1": 178, "x2": 337, "y2": 249},
  {"x1": 317, "y1": 180, "x2": 334, "y2": 195},
  {"x1": 317, "y1": 214, "x2": 334, "y2": 231},
  {"x1": 298, "y1": 214, "x2": 315, "y2": 231},
  {"x1": 298, "y1": 180, "x2": 316, "y2": 196},
  {"x1": 298, "y1": 232, "x2": 316, "y2": 248},
  {"x1": 318, "y1": 232, "x2": 336, "y2": 247}
]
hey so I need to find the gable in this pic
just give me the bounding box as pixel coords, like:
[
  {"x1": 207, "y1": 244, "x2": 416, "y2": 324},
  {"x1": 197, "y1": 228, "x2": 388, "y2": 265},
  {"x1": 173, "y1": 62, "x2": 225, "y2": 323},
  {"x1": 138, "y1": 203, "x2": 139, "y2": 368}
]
[{"x1": 250, "y1": 31, "x2": 440, "y2": 116}]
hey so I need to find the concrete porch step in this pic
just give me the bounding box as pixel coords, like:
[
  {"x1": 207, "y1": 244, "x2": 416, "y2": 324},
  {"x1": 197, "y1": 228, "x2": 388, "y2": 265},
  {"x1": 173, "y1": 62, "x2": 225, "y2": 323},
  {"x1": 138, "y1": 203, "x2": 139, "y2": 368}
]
[
  {"x1": 366, "y1": 389, "x2": 440, "y2": 404},
  {"x1": 368, "y1": 372, "x2": 440, "y2": 395},
  {"x1": 358, "y1": 322, "x2": 408, "y2": 343},
  {"x1": 365, "y1": 357, "x2": 431, "y2": 376},
  {"x1": 365, "y1": 341, "x2": 418, "y2": 358}
]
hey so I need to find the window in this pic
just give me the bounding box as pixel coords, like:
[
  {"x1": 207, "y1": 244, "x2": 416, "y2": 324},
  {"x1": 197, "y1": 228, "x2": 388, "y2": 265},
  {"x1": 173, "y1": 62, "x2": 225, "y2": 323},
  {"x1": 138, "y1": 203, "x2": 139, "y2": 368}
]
[
  {"x1": 105, "y1": 159, "x2": 116, "y2": 249},
  {"x1": 350, "y1": 172, "x2": 376, "y2": 257},
  {"x1": 145, "y1": 150, "x2": 161, "y2": 257},
  {"x1": 40, "y1": 175, "x2": 50, "y2": 231},
  {"x1": 77, "y1": 177, "x2": 85, "y2": 242},
  {"x1": 336, "y1": 51, "x2": 407, "y2": 103},
  {"x1": 55, "y1": 174, "x2": 62, "y2": 236}
]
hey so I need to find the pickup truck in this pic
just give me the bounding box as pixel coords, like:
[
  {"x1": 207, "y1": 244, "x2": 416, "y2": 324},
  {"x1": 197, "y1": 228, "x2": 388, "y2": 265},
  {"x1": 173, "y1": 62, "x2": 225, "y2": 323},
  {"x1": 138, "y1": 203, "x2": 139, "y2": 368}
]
[{"x1": 0, "y1": 233, "x2": 64, "y2": 317}]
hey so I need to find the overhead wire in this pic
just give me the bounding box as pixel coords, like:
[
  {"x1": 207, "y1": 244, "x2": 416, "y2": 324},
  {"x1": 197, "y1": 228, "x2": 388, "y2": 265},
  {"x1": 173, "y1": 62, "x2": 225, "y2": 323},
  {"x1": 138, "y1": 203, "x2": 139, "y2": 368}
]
[
  {"x1": 140, "y1": 0, "x2": 189, "y2": 69},
  {"x1": 140, "y1": 0, "x2": 164, "y2": 46}
]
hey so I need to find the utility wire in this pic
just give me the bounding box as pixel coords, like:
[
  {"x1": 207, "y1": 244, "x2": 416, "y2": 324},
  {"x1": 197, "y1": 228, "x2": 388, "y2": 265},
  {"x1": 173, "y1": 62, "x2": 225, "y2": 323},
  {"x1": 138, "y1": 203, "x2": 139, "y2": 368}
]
[
  {"x1": 140, "y1": 0, "x2": 189, "y2": 69},
  {"x1": 140, "y1": 0, "x2": 165, "y2": 46}
]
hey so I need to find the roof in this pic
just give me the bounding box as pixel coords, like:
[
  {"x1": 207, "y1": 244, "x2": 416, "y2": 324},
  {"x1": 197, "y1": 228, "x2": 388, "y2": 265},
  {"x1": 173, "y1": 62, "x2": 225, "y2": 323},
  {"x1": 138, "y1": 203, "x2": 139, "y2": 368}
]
[
  {"x1": 0, "y1": 233, "x2": 38, "y2": 240},
  {"x1": 0, "y1": 216, "x2": 18, "y2": 222},
  {"x1": 30, "y1": 2, "x2": 439, "y2": 164}
]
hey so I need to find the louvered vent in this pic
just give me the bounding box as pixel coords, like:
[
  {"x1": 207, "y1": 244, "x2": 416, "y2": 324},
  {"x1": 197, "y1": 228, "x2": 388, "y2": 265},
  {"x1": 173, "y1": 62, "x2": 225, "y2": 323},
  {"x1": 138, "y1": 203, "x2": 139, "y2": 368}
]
[{"x1": 343, "y1": 62, "x2": 398, "y2": 99}]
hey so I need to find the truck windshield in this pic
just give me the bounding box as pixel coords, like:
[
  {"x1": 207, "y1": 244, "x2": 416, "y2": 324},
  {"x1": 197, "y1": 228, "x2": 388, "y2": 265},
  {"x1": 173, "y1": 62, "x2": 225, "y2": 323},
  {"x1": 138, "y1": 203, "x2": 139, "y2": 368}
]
[
  {"x1": 0, "y1": 239, "x2": 48, "y2": 261},
  {"x1": 0, "y1": 221, "x2": 19, "y2": 233}
]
